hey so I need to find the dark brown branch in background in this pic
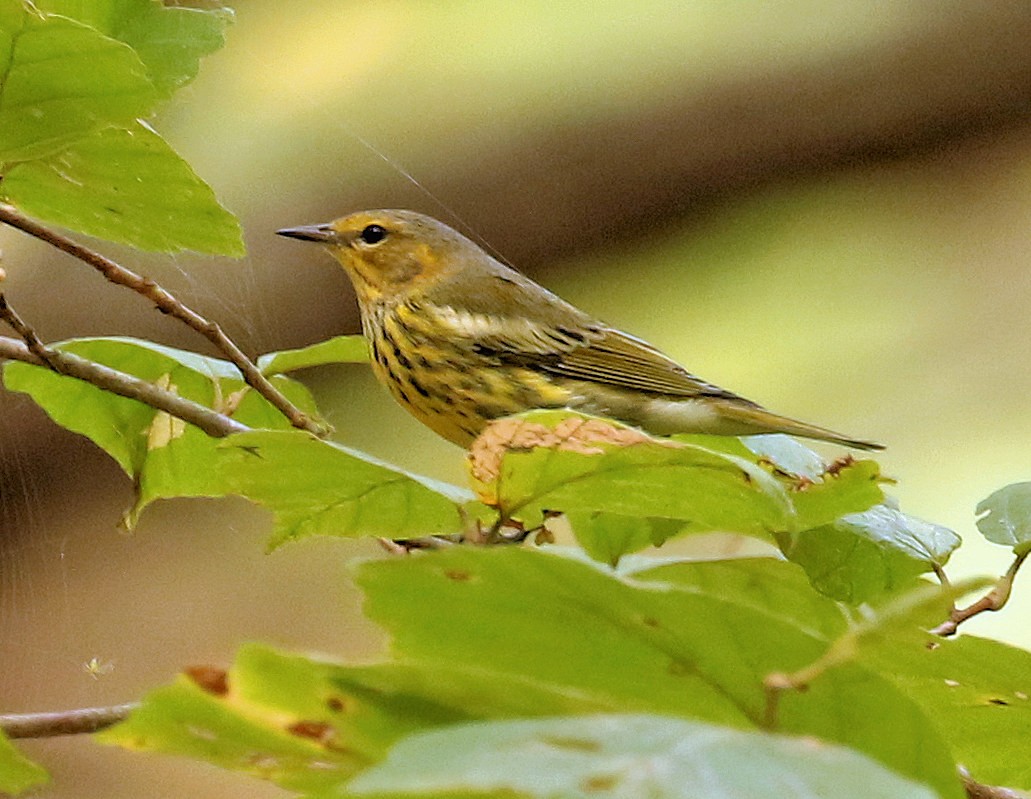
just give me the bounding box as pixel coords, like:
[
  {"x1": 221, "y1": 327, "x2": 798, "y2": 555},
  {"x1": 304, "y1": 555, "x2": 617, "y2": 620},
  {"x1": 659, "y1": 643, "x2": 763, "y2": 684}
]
[
  {"x1": 0, "y1": 334, "x2": 247, "y2": 439},
  {"x1": 1, "y1": 703, "x2": 138, "y2": 738},
  {"x1": 0, "y1": 203, "x2": 325, "y2": 436},
  {"x1": 334, "y1": 4, "x2": 1031, "y2": 271}
]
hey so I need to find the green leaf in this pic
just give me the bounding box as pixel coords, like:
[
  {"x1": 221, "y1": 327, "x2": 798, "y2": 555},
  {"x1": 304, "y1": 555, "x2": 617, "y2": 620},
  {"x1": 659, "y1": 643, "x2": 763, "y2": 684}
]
[
  {"x1": 99, "y1": 644, "x2": 615, "y2": 792},
  {"x1": 349, "y1": 714, "x2": 939, "y2": 799},
  {"x1": 219, "y1": 430, "x2": 470, "y2": 547},
  {"x1": 743, "y1": 433, "x2": 829, "y2": 479},
  {"x1": 629, "y1": 557, "x2": 849, "y2": 640},
  {"x1": 101, "y1": 552, "x2": 961, "y2": 798},
  {"x1": 257, "y1": 335, "x2": 370, "y2": 376},
  {"x1": 786, "y1": 460, "x2": 885, "y2": 531},
  {"x1": 3, "y1": 121, "x2": 244, "y2": 255},
  {"x1": 0, "y1": 2, "x2": 158, "y2": 162},
  {"x1": 98, "y1": 650, "x2": 362, "y2": 794},
  {"x1": 975, "y1": 482, "x2": 1031, "y2": 554},
  {"x1": 785, "y1": 505, "x2": 960, "y2": 604},
  {"x1": 865, "y1": 634, "x2": 1031, "y2": 792},
  {"x1": 470, "y1": 411, "x2": 882, "y2": 561},
  {"x1": 35, "y1": 0, "x2": 234, "y2": 97},
  {"x1": 2, "y1": 336, "x2": 317, "y2": 524},
  {"x1": 0, "y1": 731, "x2": 49, "y2": 795},
  {"x1": 356, "y1": 547, "x2": 961, "y2": 798},
  {"x1": 471, "y1": 411, "x2": 791, "y2": 533},
  {"x1": 566, "y1": 511, "x2": 670, "y2": 566}
]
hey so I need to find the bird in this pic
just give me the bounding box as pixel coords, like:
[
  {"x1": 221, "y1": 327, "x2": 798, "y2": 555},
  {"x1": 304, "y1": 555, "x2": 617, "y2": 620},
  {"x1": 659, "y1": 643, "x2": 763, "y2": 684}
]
[{"x1": 277, "y1": 210, "x2": 882, "y2": 451}]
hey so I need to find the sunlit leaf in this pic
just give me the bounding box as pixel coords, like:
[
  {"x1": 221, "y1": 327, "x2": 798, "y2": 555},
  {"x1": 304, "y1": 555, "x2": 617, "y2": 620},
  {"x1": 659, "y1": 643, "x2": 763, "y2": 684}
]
[
  {"x1": 629, "y1": 557, "x2": 849, "y2": 640},
  {"x1": 2, "y1": 337, "x2": 317, "y2": 525},
  {"x1": 97, "y1": 651, "x2": 360, "y2": 794},
  {"x1": 35, "y1": 0, "x2": 234, "y2": 97},
  {"x1": 219, "y1": 430, "x2": 470, "y2": 547},
  {"x1": 3, "y1": 121, "x2": 244, "y2": 256},
  {"x1": 975, "y1": 482, "x2": 1031, "y2": 554},
  {"x1": 743, "y1": 433, "x2": 829, "y2": 479},
  {"x1": 257, "y1": 335, "x2": 369, "y2": 375},
  {"x1": 357, "y1": 547, "x2": 961, "y2": 798},
  {"x1": 101, "y1": 550, "x2": 961, "y2": 798},
  {"x1": 0, "y1": 731, "x2": 49, "y2": 795},
  {"x1": 350, "y1": 714, "x2": 938, "y2": 799},
  {"x1": 864, "y1": 634, "x2": 1031, "y2": 792},
  {"x1": 469, "y1": 411, "x2": 882, "y2": 562},
  {"x1": 0, "y1": 2, "x2": 157, "y2": 162}
]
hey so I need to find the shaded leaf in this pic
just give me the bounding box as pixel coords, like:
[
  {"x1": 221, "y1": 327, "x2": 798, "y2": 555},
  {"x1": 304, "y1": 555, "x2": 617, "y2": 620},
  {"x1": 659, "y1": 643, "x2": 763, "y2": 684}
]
[
  {"x1": 975, "y1": 482, "x2": 1031, "y2": 554},
  {"x1": 0, "y1": 731, "x2": 49, "y2": 795},
  {"x1": 0, "y1": 2, "x2": 158, "y2": 162},
  {"x1": 257, "y1": 335, "x2": 369, "y2": 376},
  {"x1": 219, "y1": 431, "x2": 470, "y2": 547},
  {"x1": 350, "y1": 714, "x2": 938, "y2": 799},
  {"x1": 786, "y1": 505, "x2": 960, "y2": 604},
  {"x1": 566, "y1": 511, "x2": 673, "y2": 566},
  {"x1": 3, "y1": 121, "x2": 244, "y2": 255}
]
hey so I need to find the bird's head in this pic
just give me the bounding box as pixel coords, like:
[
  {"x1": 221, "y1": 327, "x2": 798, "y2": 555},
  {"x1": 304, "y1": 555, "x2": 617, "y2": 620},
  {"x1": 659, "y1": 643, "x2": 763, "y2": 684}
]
[{"x1": 277, "y1": 209, "x2": 474, "y2": 304}]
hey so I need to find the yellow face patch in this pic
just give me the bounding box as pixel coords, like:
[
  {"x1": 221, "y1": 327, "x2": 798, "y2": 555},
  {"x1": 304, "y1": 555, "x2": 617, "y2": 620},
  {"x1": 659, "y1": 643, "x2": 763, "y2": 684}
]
[{"x1": 325, "y1": 215, "x2": 449, "y2": 301}]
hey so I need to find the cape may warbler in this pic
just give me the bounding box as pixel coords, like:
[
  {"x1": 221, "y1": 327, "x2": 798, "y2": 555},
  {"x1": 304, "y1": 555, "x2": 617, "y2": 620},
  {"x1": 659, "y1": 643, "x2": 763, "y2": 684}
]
[{"x1": 278, "y1": 210, "x2": 881, "y2": 451}]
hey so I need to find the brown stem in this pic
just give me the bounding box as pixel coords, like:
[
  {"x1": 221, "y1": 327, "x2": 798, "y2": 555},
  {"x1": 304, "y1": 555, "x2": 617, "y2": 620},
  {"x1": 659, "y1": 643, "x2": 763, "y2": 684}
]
[
  {"x1": 0, "y1": 203, "x2": 325, "y2": 436},
  {"x1": 962, "y1": 769, "x2": 1028, "y2": 799},
  {"x1": 1, "y1": 703, "x2": 138, "y2": 738},
  {"x1": 0, "y1": 334, "x2": 247, "y2": 438},
  {"x1": 932, "y1": 550, "x2": 1029, "y2": 637}
]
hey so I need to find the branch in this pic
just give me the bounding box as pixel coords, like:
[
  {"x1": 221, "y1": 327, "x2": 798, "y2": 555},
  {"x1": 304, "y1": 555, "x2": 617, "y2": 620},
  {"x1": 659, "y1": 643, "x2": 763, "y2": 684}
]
[
  {"x1": 0, "y1": 334, "x2": 247, "y2": 438},
  {"x1": 932, "y1": 550, "x2": 1029, "y2": 637},
  {"x1": 1, "y1": 703, "x2": 138, "y2": 738},
  {"x1": 0, "y1": 203, "x2": 326, "y2": 436}
]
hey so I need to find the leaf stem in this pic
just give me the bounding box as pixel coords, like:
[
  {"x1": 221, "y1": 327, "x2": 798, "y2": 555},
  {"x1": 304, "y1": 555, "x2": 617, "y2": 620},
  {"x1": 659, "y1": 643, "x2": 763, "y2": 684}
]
[
  {"x1": 0, "y1": 203, "x2": 326, "y2": 436},
  {"x1": 931, "y1": 550, "x2": 1029, "y2": 637}
]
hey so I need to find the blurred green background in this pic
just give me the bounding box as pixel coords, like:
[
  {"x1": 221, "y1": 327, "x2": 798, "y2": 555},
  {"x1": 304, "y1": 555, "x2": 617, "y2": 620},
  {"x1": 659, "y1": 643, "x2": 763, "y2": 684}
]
[{"x1": 3, "y1": 2, "x2": 1031, "y2": 796}]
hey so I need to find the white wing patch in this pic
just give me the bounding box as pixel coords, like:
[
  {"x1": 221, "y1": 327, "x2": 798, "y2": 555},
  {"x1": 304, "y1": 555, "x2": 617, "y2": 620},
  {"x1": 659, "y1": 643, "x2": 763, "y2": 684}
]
[
  {"x1": 427, "y1": 303, "x2": 572, "y2": 352},
  {"x1": 430, "y1": 304, "x2": 501, "y2": 338}
]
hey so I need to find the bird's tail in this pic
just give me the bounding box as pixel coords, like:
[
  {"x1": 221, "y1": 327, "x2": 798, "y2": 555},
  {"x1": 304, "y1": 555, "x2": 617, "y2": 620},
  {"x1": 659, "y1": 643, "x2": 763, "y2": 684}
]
[{"x1": 712, "y1": 400, "x2": 884, "y2": 451}]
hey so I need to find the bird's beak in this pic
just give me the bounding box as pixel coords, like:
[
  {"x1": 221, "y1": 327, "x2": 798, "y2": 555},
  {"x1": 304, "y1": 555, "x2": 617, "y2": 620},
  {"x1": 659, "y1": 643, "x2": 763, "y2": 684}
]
[{"x1": 276, "y1": 224, "x2": 336, "y2": 243}]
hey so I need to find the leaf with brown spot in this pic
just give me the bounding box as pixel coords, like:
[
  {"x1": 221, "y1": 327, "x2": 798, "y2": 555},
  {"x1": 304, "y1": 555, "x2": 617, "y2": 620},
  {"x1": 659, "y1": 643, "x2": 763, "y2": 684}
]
[{"x1": 185, "y1": 665, "x2": 228, "y2": 696}]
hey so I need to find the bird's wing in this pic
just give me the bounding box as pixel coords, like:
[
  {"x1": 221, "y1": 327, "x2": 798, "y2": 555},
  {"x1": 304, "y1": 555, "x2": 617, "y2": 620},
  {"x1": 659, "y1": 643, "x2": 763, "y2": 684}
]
[
  {"x1": 537, "y1": 326, "x2": 747, "y2": 401},
  {"x1": 421, "y1": 269, "x2": 744, "y2": 401}
]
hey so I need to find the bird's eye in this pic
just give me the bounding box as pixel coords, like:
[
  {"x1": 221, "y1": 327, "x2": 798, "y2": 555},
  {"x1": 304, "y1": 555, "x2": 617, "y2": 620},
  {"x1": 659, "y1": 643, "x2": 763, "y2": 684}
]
[{"x1": 358, "y1": 224, "x2": 388, "y2": 245}]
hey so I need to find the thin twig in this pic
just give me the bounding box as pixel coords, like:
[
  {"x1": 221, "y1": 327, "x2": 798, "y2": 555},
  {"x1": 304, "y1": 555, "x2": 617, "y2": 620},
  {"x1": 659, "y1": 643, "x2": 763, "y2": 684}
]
[
  {"x1": 1, "y1": 703, "x2": 138, "y2": 738},
  {"x1": 0, "y1": 294, "x2": 60, "y2": 369},
  {"x1": 932, "y1": 550, "x2": 1030, "y2": 637},
  {"x1": 961, "y1": 768, "x2": 1029, "y2": 799},
  {"x1": 0, "y1": 334, "x2": 247, "y2": 438},
  {"x1": 0, "y1": 203, "x2": 325, "y2": 436}
]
